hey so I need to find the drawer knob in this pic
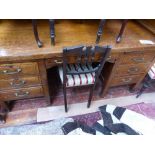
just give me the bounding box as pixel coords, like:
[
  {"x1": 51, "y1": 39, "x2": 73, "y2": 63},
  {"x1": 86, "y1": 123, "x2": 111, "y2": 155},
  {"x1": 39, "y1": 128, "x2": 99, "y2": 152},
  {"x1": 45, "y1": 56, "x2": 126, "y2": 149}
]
[
  {"x1": 10, "y1": 80, "x2": 26, "y2": 87},
  {"x1": 14, "y1": 91, "x2": 29, "y2": 97},
  {"x1": 128, "y1": 67, "x2": 139, "y2": 73},
  {"x1": 132, "y1": 57, "x2": 144, "y2": 63},
  {"x1": 2, "y1": 68, "x2": 22, "y2": 75},
  {"x1": 122, "y1": 78, "x2": 132, "y2": 83},
  {"x1": 54, "y1": 60, "x2": 63, "y2": 64}
]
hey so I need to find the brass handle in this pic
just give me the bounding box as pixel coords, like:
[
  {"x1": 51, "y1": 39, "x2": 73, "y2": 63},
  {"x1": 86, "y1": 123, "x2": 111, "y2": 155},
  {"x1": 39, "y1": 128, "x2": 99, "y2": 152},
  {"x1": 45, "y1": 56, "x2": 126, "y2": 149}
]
[
  {"x1": 128, "y1": 67, "x2": 139, "y2": 73},
  {"x1": 54, "y1": 59, "x2": 63, "y2": 64},
  {"x1": 122, "y1": 78, "x2": 132, "y2": 83},
  {"x1": 132, "y1": 57, "x2": 144, "y2": 63},
  {"x1": 14, "y1": 91, "x2": 29, "y2": 97},
  {"x1": 2, "y1": 68, "x2": 22, "y2": 75},
  {"x1": 107, "y1": 56, "x2": 112, "y2": 61},
  {"x1": 10, "y1": 80, "x2": 26, "y2": 87}
]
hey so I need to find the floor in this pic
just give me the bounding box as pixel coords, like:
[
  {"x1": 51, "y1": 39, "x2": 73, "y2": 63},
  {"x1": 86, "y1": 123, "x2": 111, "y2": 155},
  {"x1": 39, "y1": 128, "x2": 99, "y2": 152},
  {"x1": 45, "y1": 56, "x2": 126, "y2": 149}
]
[{"x1": 1, "y1": 67, "x2": 155, "y2": 128}]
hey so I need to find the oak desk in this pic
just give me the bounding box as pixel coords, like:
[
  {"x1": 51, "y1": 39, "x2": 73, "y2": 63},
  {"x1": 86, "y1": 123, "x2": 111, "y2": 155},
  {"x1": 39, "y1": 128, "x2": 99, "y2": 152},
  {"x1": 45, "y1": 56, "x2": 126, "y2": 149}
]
[{"x1": 0, "y1": 19, "x2": 155, "y2": 119}]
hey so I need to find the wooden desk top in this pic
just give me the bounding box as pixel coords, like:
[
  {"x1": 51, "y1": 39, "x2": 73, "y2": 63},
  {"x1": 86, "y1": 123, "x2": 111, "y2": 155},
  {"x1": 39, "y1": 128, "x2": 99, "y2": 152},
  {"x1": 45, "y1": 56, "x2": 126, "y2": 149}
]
[{"x1": 0, "y1": 19, "x2": 155, "y2": 62}]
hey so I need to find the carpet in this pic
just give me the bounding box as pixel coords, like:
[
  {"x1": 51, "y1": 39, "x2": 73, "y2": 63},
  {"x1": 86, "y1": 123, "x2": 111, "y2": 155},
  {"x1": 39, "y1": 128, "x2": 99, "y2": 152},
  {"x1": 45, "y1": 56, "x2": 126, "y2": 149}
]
[{"x1": 0, "y1": 102, "x2": 155, "y2": 135}]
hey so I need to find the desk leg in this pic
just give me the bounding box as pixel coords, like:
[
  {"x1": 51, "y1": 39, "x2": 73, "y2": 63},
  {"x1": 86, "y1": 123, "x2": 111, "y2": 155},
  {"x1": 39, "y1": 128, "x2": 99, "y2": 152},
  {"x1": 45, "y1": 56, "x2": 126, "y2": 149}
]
[
  {"x1": 32, "y1": 19, "x2": 43, "y2": 48},
  {"x1": 38, "y1": 60, "x2": 51, "y2": 105},
  {"x1": 0, "y1": 101, "x2": 9, "y2": 124}
]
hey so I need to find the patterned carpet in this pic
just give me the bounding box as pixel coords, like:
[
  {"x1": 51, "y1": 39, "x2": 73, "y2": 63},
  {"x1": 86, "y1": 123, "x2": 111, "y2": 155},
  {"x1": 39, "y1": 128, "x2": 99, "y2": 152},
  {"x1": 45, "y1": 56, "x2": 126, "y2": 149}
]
[{"x1": 0, "y1": 102, "x2": 155, "y2": 134}]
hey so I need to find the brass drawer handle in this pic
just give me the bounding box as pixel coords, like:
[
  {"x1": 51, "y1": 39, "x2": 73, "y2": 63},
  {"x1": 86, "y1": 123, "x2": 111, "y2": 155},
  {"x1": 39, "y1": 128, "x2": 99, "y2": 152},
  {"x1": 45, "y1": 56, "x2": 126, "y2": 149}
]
[
  {"x1": 54, "y1": 60, "x2": 63, "y2": 64},
  {"x1": 128, "y1": 67, "x2": 139, "y2": 73},
  {"x1": 10, "y1": 80, "x2": 26, "y2": 87},
  {"x1": 14, "y1": 91, "x2": 29, "y2": 97},
  {"x1": 132, "y1": 57, "x2": 144, "y2": 63},
  {"x1": 122, "y1": 78, "x2": 132, "y2": 83},
  {"x1": 2, "y1": 68, "x2": 22, "y2": 75},
  {"x1": 107, "y1": 56, "x2": 112, "y2": 61}
]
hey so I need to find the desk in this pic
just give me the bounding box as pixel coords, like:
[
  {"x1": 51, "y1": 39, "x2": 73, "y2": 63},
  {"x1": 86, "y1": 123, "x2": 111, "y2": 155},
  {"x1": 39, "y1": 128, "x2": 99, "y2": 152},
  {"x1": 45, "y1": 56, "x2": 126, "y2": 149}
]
[{"x1": 0, "y1": 19, "x2": 155, "y2": 121}]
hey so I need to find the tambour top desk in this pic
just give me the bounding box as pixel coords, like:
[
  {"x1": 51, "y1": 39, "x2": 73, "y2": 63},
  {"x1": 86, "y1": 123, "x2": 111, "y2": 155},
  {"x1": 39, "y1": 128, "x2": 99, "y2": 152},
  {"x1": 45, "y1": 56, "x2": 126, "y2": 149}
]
[{"x1": 0, "y1": 19, "x2": 155, "y2": 114}]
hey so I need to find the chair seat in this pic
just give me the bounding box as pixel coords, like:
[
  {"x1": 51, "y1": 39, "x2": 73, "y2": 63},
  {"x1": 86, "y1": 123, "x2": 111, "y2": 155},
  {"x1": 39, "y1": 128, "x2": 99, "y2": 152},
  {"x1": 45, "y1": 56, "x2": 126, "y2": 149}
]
[
  {"x1": 58, "y1": 64, "x2": 95, "y2": 87},
  {"x1": 148, "y1": 63, "x2": 155, "y2": 79}
]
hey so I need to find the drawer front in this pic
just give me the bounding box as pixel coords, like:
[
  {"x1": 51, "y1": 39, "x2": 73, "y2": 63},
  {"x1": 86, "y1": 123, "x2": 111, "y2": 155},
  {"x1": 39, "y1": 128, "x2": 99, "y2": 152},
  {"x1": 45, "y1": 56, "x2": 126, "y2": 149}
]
[
  {"x1": 0, "y1": 62, "x2": 39, "y2": 79},
  {"x1": 120, "y1": 51, "x2": 155, "y2": 64},
  {"x1": 115, "y1": 64, "x2": 148, "y2": 76},
  {"x1": 0, "y1": 76, "x2": 41, "y2": 90},
  {"x1": 46, "y1": 57, "x2": 63, "y2": 69},
  {"x1": 45, "y1": 53, "x2": 119, "y2": 69},
  {"x1": 0, "y1": 86, "x2": 44, "y2": 101},
  {"x1": 111, "y1": 75, "x2": 141, "y2": 87}
]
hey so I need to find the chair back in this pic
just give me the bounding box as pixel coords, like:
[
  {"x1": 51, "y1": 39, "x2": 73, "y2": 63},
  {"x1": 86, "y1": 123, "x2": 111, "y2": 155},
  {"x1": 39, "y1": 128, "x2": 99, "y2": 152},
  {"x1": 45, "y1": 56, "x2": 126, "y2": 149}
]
[{"x1": 62, "y1": 45, "x2": 112, "y2": 84}]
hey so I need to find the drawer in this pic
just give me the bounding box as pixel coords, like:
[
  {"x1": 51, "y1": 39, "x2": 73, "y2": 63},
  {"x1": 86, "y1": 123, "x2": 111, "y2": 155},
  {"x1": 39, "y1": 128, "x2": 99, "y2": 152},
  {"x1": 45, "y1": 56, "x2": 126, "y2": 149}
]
[
  {"x1": 0, "y1": 62, "x2": 39, "y2": 79},
  {"x1": 45, "y1": 53, "x2": 119, "y2": 69},
  {"x1": 46, "y1": 57, "x2": 63, "y2": 69},
  {"x1": 0, "y1": 76, "x2": 41, "y2": 90},
  {"x1": 0, "y1": 86, "x2": 44, "y2": 101},
  {"x1": 115, "y1": 64, "x2": 148, "y2": 76},
  {"x1": 111, "y1": 75, "x2": 141, "y2": 87},
  {"x1": 119, "y1": 51, "x2": 155, "y2": 64}
]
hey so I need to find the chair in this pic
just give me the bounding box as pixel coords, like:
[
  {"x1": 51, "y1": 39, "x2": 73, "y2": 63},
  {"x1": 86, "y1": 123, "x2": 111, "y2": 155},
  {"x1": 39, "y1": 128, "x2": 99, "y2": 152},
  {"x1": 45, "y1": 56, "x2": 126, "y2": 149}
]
[
  {"x1": 32, "y1": 19, "x2": 55, "y2": 47},
  {"x1": 136, "y1": 63, "x2": 155, "y2": 98},
  {"x1": 32, "y1": 19, "x2": 43, "y2": 48},
  {"x1": 96, "y1": 19, "x2": 128, "y2": 44},
  {"x1": 58, "y1": 45, "x2": 112, "y2": 112}
]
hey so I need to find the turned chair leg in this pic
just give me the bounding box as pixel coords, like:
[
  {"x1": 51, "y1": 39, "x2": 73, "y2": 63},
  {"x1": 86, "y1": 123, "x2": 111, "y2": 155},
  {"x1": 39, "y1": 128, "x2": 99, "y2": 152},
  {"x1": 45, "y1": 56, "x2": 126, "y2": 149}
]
[
  {"x1": 49, "y1": 19, "x2": 55, "y2": 46},
  {"x1": 96, "y1": 19, "x2": 106, "y2": 44},
  {"x1": 32, "y1": 19, "x2": 43, "y2": 48},
  {"x1": 116, "y1": 19, "x2": 128, "y2": 43}
]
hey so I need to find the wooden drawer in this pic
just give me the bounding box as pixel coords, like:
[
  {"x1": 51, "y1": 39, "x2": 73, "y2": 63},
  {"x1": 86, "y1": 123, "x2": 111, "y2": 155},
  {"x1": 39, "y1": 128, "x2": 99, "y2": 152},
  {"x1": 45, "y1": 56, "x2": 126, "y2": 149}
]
[
  {"x1": 0, "y1": 86, "x2": 44, "y2": 101},
  {"x1": 45, "y1": 53, "x2": 119, "y2": 69},
  {"x1": 46, "y1": 57, "x2": 63, "y2": 69},
  {"x1": 0, "y1": 62, "x2": 39, "y2": 79},
  {"x1": 111, "y1": 75, "x2": 142, "y2": 86},
  {"x1": 0, "y1": 76, "x2": 41, "y2": 90},
  {"x1": 119, "y1": 51, "x2": 155, "y2": 64},
  {"x1": 115, "y1": 63, "x2": 148, "y2": 76}
]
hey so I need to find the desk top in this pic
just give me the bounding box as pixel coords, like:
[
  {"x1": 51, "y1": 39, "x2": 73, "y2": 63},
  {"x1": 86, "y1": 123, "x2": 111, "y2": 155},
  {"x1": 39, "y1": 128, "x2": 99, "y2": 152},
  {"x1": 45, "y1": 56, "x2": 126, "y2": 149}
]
[{"x1": 0, "y1": 19, "x2": 155, "y2": 62}]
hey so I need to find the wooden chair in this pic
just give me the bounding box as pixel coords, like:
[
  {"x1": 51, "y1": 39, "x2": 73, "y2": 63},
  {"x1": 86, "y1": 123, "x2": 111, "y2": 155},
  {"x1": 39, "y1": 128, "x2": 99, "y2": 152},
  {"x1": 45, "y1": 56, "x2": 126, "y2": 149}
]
[
  {"x1": 32, "y1": 19, "x2": 55, "y2": 47},
  {"x1": 96, "y1": 19, "x2": 128, "y2": 44},
  {"x1": 32, "y1": 19, "x2": 43, "y2": 48},
  {"x1": 58, "y1": 45, "x2": 112, "y2": 112}
]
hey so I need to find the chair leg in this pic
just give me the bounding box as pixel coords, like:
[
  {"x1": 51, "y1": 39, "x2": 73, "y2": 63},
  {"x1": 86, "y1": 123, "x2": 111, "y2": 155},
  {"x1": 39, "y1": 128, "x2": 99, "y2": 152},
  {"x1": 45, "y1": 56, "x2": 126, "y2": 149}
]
[
  {"x1": 87, "y1": 85, "x2": 95, "y2": 108},
  {"x1": 96, "y1": 19, "x2": 106, "y2": 44},
  {"x1": 116, "y1": 19, "x2": 128, "y2": 43},
  {"x1": 136, "y1": 76, "x2": 151, "y2": 98},
  {"x1": 63, "y1": 85, "x2": 68, "y2": 112},
  {"x1": 32, "y1": 19, "x2": 43, "y2": 48},
  {"x1": 49, "y1": 19, "x2": 55, "y2": 46},
  {"x1": 136, "y1": 84, "x2": 147, "y2": 98}
]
